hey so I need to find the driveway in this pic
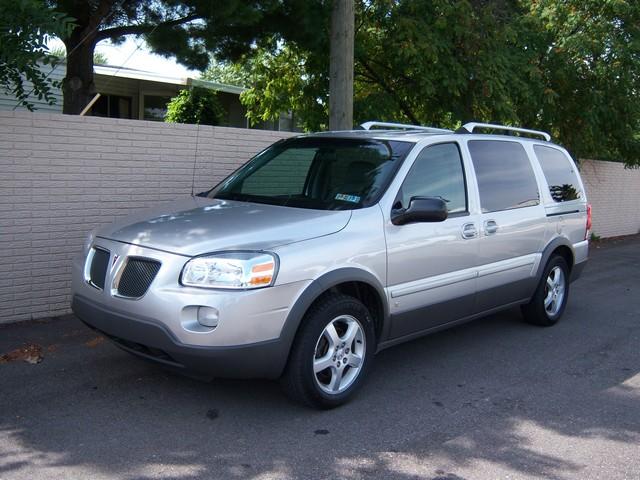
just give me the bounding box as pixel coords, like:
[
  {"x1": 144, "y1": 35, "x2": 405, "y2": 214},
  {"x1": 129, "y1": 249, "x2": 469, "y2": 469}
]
[{"x1": 1, "y1": 237, "x2": 639, "y2": 480}]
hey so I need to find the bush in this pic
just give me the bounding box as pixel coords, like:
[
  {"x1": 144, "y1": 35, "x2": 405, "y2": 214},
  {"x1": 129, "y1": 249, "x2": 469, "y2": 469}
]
[{"x1": 165, "y1": 87, "x2": 224, "y2": 126}]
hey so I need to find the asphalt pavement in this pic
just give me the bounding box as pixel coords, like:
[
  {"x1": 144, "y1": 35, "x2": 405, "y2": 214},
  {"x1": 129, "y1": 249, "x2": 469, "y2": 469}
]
[{"x1": 1, "y1": 236, "x2": 639, "y2": 480}]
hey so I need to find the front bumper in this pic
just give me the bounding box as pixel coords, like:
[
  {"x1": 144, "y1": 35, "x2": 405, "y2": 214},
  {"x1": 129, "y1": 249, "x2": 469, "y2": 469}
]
[
  {"x1": 71, "y1": 238, "x2": 312, "y2": 378},
  {"x1": 72, "y1": 295, "x2": 290, "y2": 379}
]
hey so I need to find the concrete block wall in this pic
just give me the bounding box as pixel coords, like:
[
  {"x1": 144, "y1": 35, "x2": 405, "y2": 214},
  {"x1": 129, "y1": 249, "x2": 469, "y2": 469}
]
[
  {"x1": 0, "y1": 111, "x2": 294, "y2": 324},
  {"x1": 1, "y1": 111, "x2": 639, "y2": 324},
  {"x1": 580, "y1": 159, "x2": 640, "y2": 239}
]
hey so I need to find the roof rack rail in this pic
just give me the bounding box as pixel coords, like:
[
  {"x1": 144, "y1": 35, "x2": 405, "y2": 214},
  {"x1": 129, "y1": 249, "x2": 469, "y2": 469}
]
[
  {"x1": 459, "y1": 122, "x2": 551, "y2": 141},
  {"x1": 360, "y1": 121, "x2": 451, "y2": 133}
]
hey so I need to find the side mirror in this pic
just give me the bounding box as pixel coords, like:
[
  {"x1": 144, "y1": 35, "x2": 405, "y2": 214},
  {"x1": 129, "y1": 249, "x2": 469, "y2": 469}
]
[{"x1": 391, "y1": 196, "x2": 448, "y2": 225}]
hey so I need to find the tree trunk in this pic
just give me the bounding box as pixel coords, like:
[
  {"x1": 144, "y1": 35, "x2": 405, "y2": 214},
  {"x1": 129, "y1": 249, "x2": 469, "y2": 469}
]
[
  {"x1": 329, "y1": 0, "x2": 354, "y2": 131},
  {"x1": 63, "y1": 29, "x2": 97, "y2": 115}
]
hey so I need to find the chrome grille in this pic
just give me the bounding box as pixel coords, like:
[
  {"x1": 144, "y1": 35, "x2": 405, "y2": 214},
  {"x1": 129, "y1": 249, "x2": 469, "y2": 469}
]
[
  {"x1": 117, "y1": 258, "x2": 161, "y2": 298},
  {"x1": 89, "y1": 248, "x2": 110, "y2": 289}
]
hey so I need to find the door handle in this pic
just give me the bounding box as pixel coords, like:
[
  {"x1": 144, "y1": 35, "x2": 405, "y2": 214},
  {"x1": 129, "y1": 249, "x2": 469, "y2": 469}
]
[
  {"x1": 461, "y1": 223, "x2": 478, "y2": 239},
  {"x1": 484, "y1": 220, "x2": 498, "y2": 235}
]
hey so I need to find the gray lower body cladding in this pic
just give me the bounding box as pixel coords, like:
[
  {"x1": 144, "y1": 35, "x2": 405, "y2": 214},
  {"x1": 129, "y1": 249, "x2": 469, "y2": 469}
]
[{"x1": 71, "y1": 295, "x2": 289, "y2": 379}]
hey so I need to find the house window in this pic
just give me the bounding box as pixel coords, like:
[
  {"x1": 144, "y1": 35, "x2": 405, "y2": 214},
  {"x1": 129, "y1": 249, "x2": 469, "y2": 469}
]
[
  {"x1": 91, "y1": 95, "x2": 132, "y2": 119},
  {"x1": 143, "y1": 95, "x2": 172, "y2": 121}
]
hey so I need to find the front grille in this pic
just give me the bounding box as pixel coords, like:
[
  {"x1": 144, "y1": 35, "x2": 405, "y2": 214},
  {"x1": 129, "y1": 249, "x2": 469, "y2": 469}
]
[
  {"x1": 117, "y1": 257, "x2": 161, "y2": 298},
  {"x1": 89, "y1": 248, "x2": 110, "y2": 289}
]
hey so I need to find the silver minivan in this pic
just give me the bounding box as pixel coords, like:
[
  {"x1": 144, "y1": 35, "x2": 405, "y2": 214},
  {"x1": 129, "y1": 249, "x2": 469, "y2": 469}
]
[{"x1": 71, "y1": 121, "x2": 590, "y2": 408}]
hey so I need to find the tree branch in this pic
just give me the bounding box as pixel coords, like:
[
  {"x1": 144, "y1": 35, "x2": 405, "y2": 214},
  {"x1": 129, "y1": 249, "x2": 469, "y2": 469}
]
[
  {"x1": 95, "y1": 13, "x2": 201, "y2": 42},
  {"x1": 89, "y1": 0, "x2": 117, "y2": 31},
  {"x1": 359, "y1": 60, "x2": 420, "y2": 124}
]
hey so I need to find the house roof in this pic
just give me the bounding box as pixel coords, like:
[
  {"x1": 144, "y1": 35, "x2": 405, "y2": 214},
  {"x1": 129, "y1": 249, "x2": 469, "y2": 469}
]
[
  {"x1": 188, "y1": 78, "x2": 245, "y2": 95},
  {"x1": 94, "y1": 65, "x2": 246, "y2": 95}
]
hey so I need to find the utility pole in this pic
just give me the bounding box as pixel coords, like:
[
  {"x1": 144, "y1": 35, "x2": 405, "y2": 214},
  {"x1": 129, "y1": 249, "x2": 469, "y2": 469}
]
[{"x1": 329, "y1": 0, "x2": 354, "y2": 131}]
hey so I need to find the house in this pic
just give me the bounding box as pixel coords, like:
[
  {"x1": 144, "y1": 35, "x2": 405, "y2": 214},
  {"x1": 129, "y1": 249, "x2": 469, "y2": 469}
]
[{"x1": 0, "y1": 62, "x2": 297, "y2": 131}]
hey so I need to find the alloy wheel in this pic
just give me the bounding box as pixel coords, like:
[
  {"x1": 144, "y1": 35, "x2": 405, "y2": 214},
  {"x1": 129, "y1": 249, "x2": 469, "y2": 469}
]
[
  {"x1": 544, "y1": 266, "x2": 566, "y2": 317},
  {"x1": 313, "y1": 315, "x2": 366, "y2": 395}
]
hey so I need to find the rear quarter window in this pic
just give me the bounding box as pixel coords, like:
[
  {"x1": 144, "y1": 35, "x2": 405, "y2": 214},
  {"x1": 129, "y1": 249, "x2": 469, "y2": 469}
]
[
  {"x1": 533, "y1": 145, "x2": 583, "y2": 202},
  {"x1": 468, "y1": 140, "x2": 540, "y2": 213}
]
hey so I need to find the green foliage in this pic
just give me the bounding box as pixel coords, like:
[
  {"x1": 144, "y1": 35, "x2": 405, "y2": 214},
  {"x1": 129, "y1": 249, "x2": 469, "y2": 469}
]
[
  {"x1": 230, "y1": 1, "x2": 539, "y2": 132},
  {"x1": 165, "y1": 87, "x2": 224, "y2": 126},
  {"x1": 234, "y1": 0, "x2": 640, "y2": 166},
  {"x1": 237, "y1": 45, "x2": 329, "y2": 131},
  {"x1": 48, "y1": 46, "x2": 66, "y2": 59},
  {"x1": 0, "y1": 0, "x2": 73, "y2": 110},
  {"x1": 49, "y1": 0, "x2": 330, "y2": 113},
  {"x1": 201, "y1": 60, "x2": 250, "y2": 87},
  {"x1": 48, "y1": 46, "x2": 109, "y2": 65},
  {"x1": 92, "y1": 51, "x2": 109, "y2": 66},
  {"x1": 527, "y1": 0, "x2": 640, "y2": 164}
]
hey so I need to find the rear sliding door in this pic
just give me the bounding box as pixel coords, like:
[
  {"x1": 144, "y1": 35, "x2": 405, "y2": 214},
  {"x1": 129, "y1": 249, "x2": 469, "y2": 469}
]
[{"x1": 466, "y1": 140, "x2": 547, "y2": 312}]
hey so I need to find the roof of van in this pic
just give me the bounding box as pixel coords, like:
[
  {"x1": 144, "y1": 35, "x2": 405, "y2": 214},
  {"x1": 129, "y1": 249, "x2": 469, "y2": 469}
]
[
  {"x1": 303, "y1": 128, "x2": 557, "y2": 145},
  {"x1": 300, "y1": 121, "x2": 556, "y2": 145}
]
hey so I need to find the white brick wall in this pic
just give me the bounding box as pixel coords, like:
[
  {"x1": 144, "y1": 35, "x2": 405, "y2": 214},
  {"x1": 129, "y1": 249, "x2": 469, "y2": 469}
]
[
  {"x1": 580, "y1": 159, "x2": 640, "y2": 239},
  {"x1": 0, "y1": 111, "x2": 638, "y2": 324},
  {"x1": 0, "y1": 111, "x2": 294, "y2": 324}
]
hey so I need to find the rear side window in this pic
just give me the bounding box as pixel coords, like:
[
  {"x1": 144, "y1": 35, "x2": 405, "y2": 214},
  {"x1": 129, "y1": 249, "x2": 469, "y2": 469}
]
[
  {"x1": 468, "y1": 140, "x2": 539, "y2": 213},
  {"x1": 533, "y1": 145, "x2": 582, "y2": 202},
  {"x1": 399, "y1": 143, "x2": 467, "y2": 214}
]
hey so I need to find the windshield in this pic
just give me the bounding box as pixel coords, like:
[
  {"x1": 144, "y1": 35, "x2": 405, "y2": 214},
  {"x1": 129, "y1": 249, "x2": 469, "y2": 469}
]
[{"x1": 207, "y1": 137, "x2": 413, "y2": 210}]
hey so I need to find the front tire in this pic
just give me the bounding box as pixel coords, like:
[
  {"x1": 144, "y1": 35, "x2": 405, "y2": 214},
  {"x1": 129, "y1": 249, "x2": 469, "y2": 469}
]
[
  {"x1": 521, "y1": 255, "x2": 570, "y2": 326},
  {"x1": 280, "y1": 293, "x2": 375, "y2": 409}
]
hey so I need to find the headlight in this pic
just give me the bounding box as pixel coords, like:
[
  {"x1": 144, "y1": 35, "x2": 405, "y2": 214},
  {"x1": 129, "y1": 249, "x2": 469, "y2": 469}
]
[{"x1": 180, "y1": 252, "x2": 278, "y2": 289}]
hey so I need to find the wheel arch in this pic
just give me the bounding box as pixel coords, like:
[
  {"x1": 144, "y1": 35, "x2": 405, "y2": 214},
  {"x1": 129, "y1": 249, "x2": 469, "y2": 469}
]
[
  {"x1": 535, "y1": 237, "x2": 575, "y2": 284},
  {"x1": 276, "y1": 268, "x2": 389, "y2": 376}
]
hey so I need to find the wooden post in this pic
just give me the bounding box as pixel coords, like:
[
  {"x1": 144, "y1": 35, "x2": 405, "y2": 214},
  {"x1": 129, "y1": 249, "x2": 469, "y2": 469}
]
[
  {"x1": 329, "y1": 0, "x2": 354, "y2": 131},
  {"x1": 79, "y1": 93, "x2": 101, "y2": 116}
]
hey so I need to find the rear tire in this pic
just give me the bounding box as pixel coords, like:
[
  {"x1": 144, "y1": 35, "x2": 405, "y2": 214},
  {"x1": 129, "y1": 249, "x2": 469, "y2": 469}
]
[
  {"x1": 521, "y1": 255, "x2": 570, "y2": 326},
  {"x1": 280, "y1": 293, "x2": 375, "y2": 409}
]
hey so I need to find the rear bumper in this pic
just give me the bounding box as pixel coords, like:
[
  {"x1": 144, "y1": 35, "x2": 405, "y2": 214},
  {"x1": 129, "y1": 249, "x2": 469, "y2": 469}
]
[
  {"x1": 571, "y1": 240, "x2": 589, "y2": 283},
  {"x1": 72, "y1": 295, "x2": 290, "y2": 379},
  {"x1": 571, "y1": 260, "x2": 587, "y2": 283}
]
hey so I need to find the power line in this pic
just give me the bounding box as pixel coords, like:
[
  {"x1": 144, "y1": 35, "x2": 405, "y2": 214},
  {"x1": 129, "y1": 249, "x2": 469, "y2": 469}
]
[{"x1": 96, "y1": 22, "x2": 162, "y2": 93}]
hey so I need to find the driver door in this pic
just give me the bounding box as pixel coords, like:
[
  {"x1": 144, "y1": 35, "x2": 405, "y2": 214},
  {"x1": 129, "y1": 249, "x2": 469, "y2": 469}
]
[{"x1": 385, "y1": 142, "x2": 480, "y2": 339}]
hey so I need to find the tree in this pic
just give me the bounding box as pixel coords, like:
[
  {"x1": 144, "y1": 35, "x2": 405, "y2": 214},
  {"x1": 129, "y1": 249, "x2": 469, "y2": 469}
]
[
  {"x1": 526, "y1": 0, "x2": 640, "y2": 163},
  {"x1": 238, "y1": 45, "x2": 329, "y2": 131},
  {"x1": 165, "y1": 87, "x2": 224, "y2": 126},
  {"x1": 48, "y1": 0, "x2": 328, "y2": 115},
  {"x1": 201, "y1": 60, "x2": 250, "y2": 87},
  {"x1": 234, "y1": 0, "x2": 640, "y2": 165},
  {"x1": 236, "y1": 1, "x2": 536, "y2": 130},
  {"x1": 0, "y1": 0, "x2": 72, "y2": 110}
]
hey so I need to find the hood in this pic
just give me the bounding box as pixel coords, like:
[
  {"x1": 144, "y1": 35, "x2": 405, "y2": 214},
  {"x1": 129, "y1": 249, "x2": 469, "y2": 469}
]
[{"x1": 96, "y1": 197, "x2": 351, "y2": 256}]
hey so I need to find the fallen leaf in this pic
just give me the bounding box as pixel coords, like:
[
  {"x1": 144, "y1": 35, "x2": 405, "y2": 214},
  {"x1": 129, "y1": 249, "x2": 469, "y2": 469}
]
[
  {"x1": 0, "y1": 344, "x2": 44, "y2": 365},
  {"x1": 84, "y1": 336, "x2": 105, "y2": 348}
]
